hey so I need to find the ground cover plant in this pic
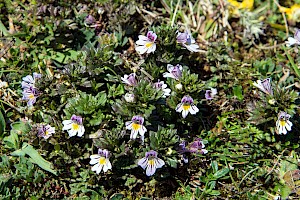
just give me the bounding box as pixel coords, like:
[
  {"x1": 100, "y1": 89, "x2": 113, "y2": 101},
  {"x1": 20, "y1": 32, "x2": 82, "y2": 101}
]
[{"x1": 1, "y1": 0, "x2": 300, "y2": 199}]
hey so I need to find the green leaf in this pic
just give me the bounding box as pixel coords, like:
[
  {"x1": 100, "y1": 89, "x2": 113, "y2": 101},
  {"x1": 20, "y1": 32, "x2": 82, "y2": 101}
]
[
  {"x1": 211, "y1": 160, "x2": 218, "y2": 173},
  {"x1": 209, "y1": 190, "x2": 221, "y2": 196},
  {"x1": 213, "y1": 168, "x2": 229, "y2": 179},
  {"x1": 0, "y1": 109, "x2": 5, "y2": 136},
  {"x1": 11, "y1": 149, "x2": 26, "y2": 156},
  {"x1": 20, "y1": 143, "x2": 57, "y2": 175},
  {"x1": 10, "y1": 121, "x2": 31, "y2": 134},
  {"x1": 233, "y1": 85, "x2": 243, "y2": 101},
  {"x1": 3, "y1": 131, "x2": 19, "y2": 149}
]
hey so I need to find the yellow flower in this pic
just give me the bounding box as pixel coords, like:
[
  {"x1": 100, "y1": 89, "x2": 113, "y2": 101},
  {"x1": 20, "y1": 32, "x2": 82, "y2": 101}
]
[
  {"x1": 279, "y1": 4, "x2": 300, "y2": 22},
  {"x1": 227, "y1": 0, "x2": 254, "y2": 16}
]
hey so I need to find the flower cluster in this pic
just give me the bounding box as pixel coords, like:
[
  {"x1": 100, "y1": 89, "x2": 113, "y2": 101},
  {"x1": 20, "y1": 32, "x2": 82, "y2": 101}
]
[
  {"x1": 135, "y1": 29, "x2": 200, "y2": 54},
  {"x1": 21, "y1": 72, "x2": 42, "y2": 106},
  {"x1": 253, "y1": 78, "x2": 294, "y2": 135}
]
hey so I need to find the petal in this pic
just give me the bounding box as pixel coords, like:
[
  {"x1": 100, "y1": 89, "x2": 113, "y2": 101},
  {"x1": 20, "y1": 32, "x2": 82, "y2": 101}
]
[
  {"x1": 175, "y1": 103, "x2": 183, "y2": 112},
  {"x1": 285, "y1": 121, "x2": 292, "y2": 131},
  {"x1": 130, "y1": 129, "x2": 139, "y2": 140},
  {"x1": 90, "y1": 158, "x2": 100, "y2": 165},
  {"x1": 62, "y1": 120, "x2": 73, "y2": 126},
  {"x1": 136, "y1": 40, "x2": 148, "y2": 45},
  {"x1": 286, "y1": 37, "x2": 297, "y2": 47},
  {"x1": 154, "y1": 158, "x2": 165, "y2": 169},
  {"x1": 96, "y1": 164, "x2": 104, "y2": 174},
  {"x1": 22, "y1": 75, "x2": 34, "y2": 84},
  {"x1": 68, "y1": 129, "x2": 77, "y2": 137},
  {"x1": 62, "y1": 122, "x2": 73, "y2": 131},
  {"x1": 189, "y1": 105, "x2": 199, "y2": 115},
  {"x1": 126, "y1": 121, "x2": 133, "y2": 130},
  {"x1": 135, "y1": 45, "x2": 148, "y2": 54},
  {"x1": 103, "y1": 160, "x2": 112, "y2": 172},
  {"x1": 185, "y1": 44, "x2": 200, "y2": 52},
  {"x1": 182, "y1": 109, "x2": 189, "y2": 118},
  {"x1": 163, "y1": 72, "x2": 175, "y2": 79},
  {"x1": 138, "y1": 35, "x2": 149, "y2": 41},
  {"x1": 139, "y1": 126, "x2": 147, "y2": 136},
  {"x1": 147, "y1": 44, "x2": 156, "y2": 53},
  {"x1": 106, "y1": 160, "x2": 112, "y2": 170},
  {"x1": 201, "y1": 149, "x2": 208, "y2": 154},
  {"x1": 146, "y1": 164, "x2": 156, "y2": 176},
  {"x1": 90, "y1": 154, "x2": 101, "y2": 160},
  {"x1": 167, "y1": 64, "x2": 174, "y2": 72},
  {"x1": 138, "y1": 157, "x2": 148, "y2": 169},
  {"x1": 77, "y1": 125, "x2": 85, "y2": 137},
  {"x1": 91, "y1": 163, "x2": 100, "y2": 172}
]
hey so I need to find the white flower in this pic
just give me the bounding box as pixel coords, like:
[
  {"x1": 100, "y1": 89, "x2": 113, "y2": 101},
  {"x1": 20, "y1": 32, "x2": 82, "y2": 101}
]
[
  {"x1": 276, "y1": 111, "x2": 293, "y2": 135},
  {"x1": 125, "y1": 115, "x2": 147, "y2": 141},
  {"x1": 135, "y1": 31, "x2": 157, "y2": 54},
  {"x1": 37, "y1": 124, "x2": 55, "y2": 140},
  {"x1": 138, "y1": 150, "x2": 165, "y2": 176},
  {"x1": 176, "y1": 30, "x2": 200, "y2": 52},
  {"x1": 163, "y1": 64, "x2": 183, "y2": 80},
  {"x1": 286, "y1": 28, "x2": 300, "y2": 47},
  {"x1": 21, "y1": 72, "x2": 42, "y2": 90},
  {"x1": 124, "y1": 93, "x2": 136, "y2": 103},
  {"x1": 175, "y1": 83, "x2": 183, "y2": 90},
  {"x1": 176, "y1": 95, "x2": 199, "y2": 118},
  {"x1": 153, "y1": 80, "x2": 171, "y2": 98},
  {"x1": 62, "y1": 115, "x2": 85, "y2": 137},
  {"x1": 205, "y1": 88, "x2": 217, "y2": 100},
  {"x1": 22, "y1": 87, "x2": 39, "y2": 106},
  {"x1": 253, "y1": 78, "x2": 273, "y2": 95},
  {"x1": 0, "y1": 81, "x2": 8, "y2": 88},
  {"x1": 121, "y1": 73, "x2": 137, "y2": 86},
  {"x1": 90, "y1": 149, "x2": 112, "y2": 174}
]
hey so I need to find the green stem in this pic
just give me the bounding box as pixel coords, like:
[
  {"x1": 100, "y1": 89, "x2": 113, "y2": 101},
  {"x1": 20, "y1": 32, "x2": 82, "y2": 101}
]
[
  {"x1": 225, "y1": 159, "x2": 239, "y2": 192},
  {"x1": 285, "y1": 47, "x2": 300, "y2": 78}
]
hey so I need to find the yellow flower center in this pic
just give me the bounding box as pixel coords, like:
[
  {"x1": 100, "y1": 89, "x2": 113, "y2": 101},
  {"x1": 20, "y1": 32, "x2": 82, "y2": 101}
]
[
  {"x1": 72, "y1": 123, "x2": 80, "y2": 131},
  {"x1": 145, "y1": 42, "x2": 153, "y2": 48},
  {"x1": 45, "y1": 131, "x2": 49, "y2": 135},
  {"x1": 99, "y1": 157, "x2": 106, "y2": 165},
  {"x1": 132, "y1": 123, "x2": 140, "y2": 131},
  {"x1": 148, "y1": 159, "x2": 155, "y2": 166},
  {"x1": 29, "y1": 94, "x2": 35, "y2": 99},
  {"x1": 183, "y1": 104, "x2": 190, "y2": 111},
  {"x1": 279, "y1": 120, "x2": 286, "y2": 127}
]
